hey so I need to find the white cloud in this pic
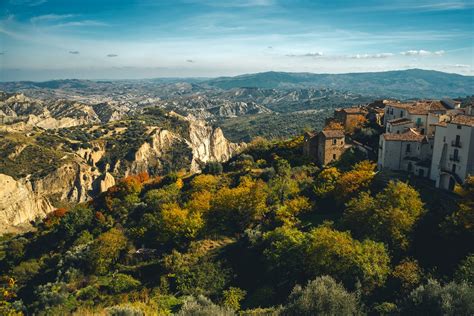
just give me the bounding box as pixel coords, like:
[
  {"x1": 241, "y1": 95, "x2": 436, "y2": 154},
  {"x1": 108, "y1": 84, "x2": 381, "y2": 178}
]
[
  {"x1": 400, "y1": 50, "x2": 445, "y2": 56},
  {"x1": 350, "y1": 53, "x2": 394, "y2": 59},
  {"x1": 286, "y1": 52, "x2": 324, "y2": 57},
  {"x1": 30, "y1": 14, "x2": 76, "y2": 24}
]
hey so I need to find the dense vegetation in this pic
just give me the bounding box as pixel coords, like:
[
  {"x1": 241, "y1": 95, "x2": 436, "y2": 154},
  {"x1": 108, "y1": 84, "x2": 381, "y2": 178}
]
[{"x1": 1, "y1": 136, "x2": 473, "y2": 315}]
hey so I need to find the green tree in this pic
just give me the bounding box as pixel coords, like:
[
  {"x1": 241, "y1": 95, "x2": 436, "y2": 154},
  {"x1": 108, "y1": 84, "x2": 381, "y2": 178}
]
[
  {"x1": 304, "y1": 225, "x2": 391, "y2": 291},
  {"x1": 313, "y1": 167, "x2": 340, "y2": 198},
  {"x1": 222, "y1": 287, "x2": 246, "y2": 311},
  {"x1": 282, "y1": 275, "x2": 363, "y2": 316},
  {"x1": 87, "y1": 228, "x2": 128, "y2": 275},
  {"x1": 455, "y1": 254, "x2": 474, "y2": 284},
  {"x1": 402, "y1": 279, "x2": 474, "y2": 315},
  {"x1": 344, "y1": 181, "x2": 424, "y2": 251},
  {"x1": 209, "y1": 177, "x2": 268, "y2": 233}
]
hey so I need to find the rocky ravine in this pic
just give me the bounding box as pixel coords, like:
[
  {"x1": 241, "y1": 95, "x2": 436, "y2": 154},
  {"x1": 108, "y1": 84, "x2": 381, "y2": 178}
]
[{"x1": 0, "y1": 118, "x2": 243, "y2": 234}]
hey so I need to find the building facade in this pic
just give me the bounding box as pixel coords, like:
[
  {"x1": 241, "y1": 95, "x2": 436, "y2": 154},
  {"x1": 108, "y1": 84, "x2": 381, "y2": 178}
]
[
  {"x1": 430, "y1": 115, "x2": 474, "y2": 190},
  {"x1": 334, "y1": 107, "x2": 368, "y2": 133},
  {"x1": 303, "y1": 128, "x2": 346, "y2": 166},
  {"x1": 378, "y1": 128, "x2": 432, "y2": 178}
]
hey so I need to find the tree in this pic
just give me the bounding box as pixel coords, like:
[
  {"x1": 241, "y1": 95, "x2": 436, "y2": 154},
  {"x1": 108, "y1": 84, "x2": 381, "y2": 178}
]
[
  {"x1": 274, "y1": 196, "x2": 311, "y2": 226},
  {"x1": 282, "y1": 276, "x2": 363, "y2": 316},
  {"x1": 344, "y1": 181, "x2": 424, "y2": 251},
  {"x1": 455, "y1": 254, "x2": 474, "y2": 284},
  {"x1": 304, "y1": 225, "x2": 390, "y2": 291},
  {"x1": 402, "y1": 279, "x2": 474, "y2": 315},
  {"x1": 159, "y1": 203, "x2": 204, "y2": 242},
  {"x1": 445, "y1": 176, "x2": 474, "y2": 235},
  {"x1": 222, "y1": 287, "x2": 246, "y2": 311},
  {"x1": 57, "y1": 205, "x2": 94, "y2": 239},
  {"x1": 268, "y1": 159, "x2": 299, "y2": 204},
  {"x1": 209, "y1": 177, "x2": 268, "y2": 233},
  {"x1": 190, "y1": 174, "x2": 219, "y2": 193},
  {"x1": 334, "y1": 161, "x2": 376, "y2": 202},
  {"x1": 392, "y1": 259, "x2": 423, "y2": 291},
  {"x1": 263, "y1": 226, "x2": 307, "y2": 283},
  {"x1": 87, "y1": 228, "x2": 128, "y2": 275},
  {"x1": 313, "y1": 167, "x2": 340, "y2": 198}
]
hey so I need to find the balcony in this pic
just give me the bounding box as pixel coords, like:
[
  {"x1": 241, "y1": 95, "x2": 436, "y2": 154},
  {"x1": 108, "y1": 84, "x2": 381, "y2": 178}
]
[
  {"x1": 449, "y1": 155, "x2": 460, "y2": 162},
  {"x1": 451, "y1": 140, "x2": 462, "y2": 148}
]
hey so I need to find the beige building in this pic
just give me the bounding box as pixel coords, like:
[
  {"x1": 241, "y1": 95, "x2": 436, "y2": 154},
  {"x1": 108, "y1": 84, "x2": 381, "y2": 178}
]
[
  {"x1": 304, "y1": 128, "x2": 346, "y2": 166},
  {"x1": 430, "y1": 114, "x2": 474, "y2": 190}
]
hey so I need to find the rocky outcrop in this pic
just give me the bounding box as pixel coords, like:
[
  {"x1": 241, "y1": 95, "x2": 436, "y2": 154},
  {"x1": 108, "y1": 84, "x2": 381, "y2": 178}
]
[
  {"x1": 0, "y1": 174, "x2": 54, "y2": 234},
  {"x1": 0, "y1": 117, "x2": 242, "y2": 234},
  {"x1": 187, "y1": 120, "x2": 242, "y2": 172}
]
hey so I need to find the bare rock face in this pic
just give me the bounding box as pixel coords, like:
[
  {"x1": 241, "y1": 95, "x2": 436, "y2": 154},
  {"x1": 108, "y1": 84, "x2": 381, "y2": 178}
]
[
  {"x1": 187, "y1": 120, "x2": 243, "y2": 172},
  {"x1": 0, "y1": 117, "x2": 242, "y2": 234},
  {"x1": 130, "y1": 129, "x2": 180, "y2": 174},
  {"x1": 0, "y1": 174, "x2": 54, "y2": 234}
]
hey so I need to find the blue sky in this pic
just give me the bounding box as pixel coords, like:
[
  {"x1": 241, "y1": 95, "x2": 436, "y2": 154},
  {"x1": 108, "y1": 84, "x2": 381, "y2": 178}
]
[{"x1": 0, "y1": 0, "x2": 473, "y2": 80}]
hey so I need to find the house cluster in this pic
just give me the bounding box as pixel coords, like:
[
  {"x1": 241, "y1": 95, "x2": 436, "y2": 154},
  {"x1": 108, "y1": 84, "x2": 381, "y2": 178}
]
[
  {"x1": 303, "y1": 101, "x2": 384, "y2": 166},
  {"x1": 304, "y1": 98, "x2": 474, "y2": 191},
  {"x1": 378, "y1": 99, "x2": 474, "y2": 190}
]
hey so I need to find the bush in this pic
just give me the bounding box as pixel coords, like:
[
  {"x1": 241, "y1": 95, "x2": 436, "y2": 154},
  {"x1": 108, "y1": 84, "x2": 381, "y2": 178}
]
[
  {"x1": 106, "y1": 304, "x2": 144, "y2": 316},
  {"x1": 177, "y1": 295, "x2": 235, "y2": 316},
  {"x1": 105, "y1": 273, "x2": 141, "y2": 294},
  {"x1": 282, "y1": 276, "x2": 363, "y2": 316},
  {"x1": 402, "y1": 279, "x2": 474, "y2": 315}
]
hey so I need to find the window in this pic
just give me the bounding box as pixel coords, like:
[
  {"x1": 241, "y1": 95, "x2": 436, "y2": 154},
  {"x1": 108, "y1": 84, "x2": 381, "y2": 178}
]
[
  {"x1": 457, "y1": 125, "x2": 462, "y2": 129},
  {"x1": 406, "y1": 144, "x2": 411, "y2": 153},
  {"x1": 443, "y1": 136, "x2": 446, "y2": 142},
  {"x1": 454, "y1": 149, "x2": 459, "y2": 160},
  {"x1": 333, "y1": 139, "x2": 337, "y2": 145},
  {"x1": 416, "y1": 117, "x2": 422, "y2": 126},
  {"x1": 390, "y1": 108, "x2": 393, "y2": 115},
  {"x1": 400, "y1": 110, "x2": 404, "y2": 117},
  {"x1": 333, "y1": 154, "x2": 336, "y2": 160}
]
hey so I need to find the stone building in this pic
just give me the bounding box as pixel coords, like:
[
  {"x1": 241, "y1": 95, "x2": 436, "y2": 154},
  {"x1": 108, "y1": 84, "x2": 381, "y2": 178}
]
[
  {"x1": 303, "y1": 128, "x2": 346, "y2": 166},
  {"x1": 334, "y1": 107, "x2": 368, "y2": 133}
]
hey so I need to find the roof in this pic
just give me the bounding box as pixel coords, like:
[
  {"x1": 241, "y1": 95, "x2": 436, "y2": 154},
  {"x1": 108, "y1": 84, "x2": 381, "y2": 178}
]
[
  {"x1": 383, "y1": 129, "x2": 425, "y2": 142},
  {"x1": 340, "y1": 107, "x2": 368, "y2": 114},
  {"x1": 451, "y1": 114, "x2": 474, "y2": 127},
  {"x1": 388, "y1": 118, "x2": 412, "y2": 126},
  {"x1": 386, "y1": 100, "x2": 450, "y2": 115},
  {"x1": 321, "y1": 129, "x2": 345, "y2": 138}
]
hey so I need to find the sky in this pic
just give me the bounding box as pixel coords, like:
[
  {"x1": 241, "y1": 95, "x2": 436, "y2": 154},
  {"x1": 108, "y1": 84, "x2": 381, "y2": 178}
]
[{"x1": 0, "y1": 0, "x2": 473, "y2": 81}]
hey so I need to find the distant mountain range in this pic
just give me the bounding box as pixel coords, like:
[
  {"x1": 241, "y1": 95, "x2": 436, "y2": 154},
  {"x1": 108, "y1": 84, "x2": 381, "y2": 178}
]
[
  {"x1": 1, "y1": 69, "x2": 472, "y2": 100},
  {"x1": 205, "y1": 69, "x2": 474, "y2": 99}
]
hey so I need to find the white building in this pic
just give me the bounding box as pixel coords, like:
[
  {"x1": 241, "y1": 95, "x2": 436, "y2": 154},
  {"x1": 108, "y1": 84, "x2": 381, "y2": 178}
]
[
  {"x1": 383, "y1": 100, "x2": 454, "y2": 136},
  {"x1": 430, "y1": 114, "x2": 474, "y2": 190},
  {"x1": 378, "y1": 128, "x2": 432, "y2": 177}
]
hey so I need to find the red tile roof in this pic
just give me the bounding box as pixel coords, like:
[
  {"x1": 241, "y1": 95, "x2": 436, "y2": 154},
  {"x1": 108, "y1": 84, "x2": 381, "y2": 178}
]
[
  {"x1": 383, "y1": 129, "x2": 425, "y2": 142},
  {"x1": 451, "y1": 114, "x2": 474, "y2": 127}
]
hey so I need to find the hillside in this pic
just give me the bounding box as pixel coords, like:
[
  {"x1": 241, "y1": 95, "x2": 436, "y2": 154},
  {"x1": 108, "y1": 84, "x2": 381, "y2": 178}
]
[
  {"x1": 0, "y1": 107, "x2": 242, "y2": 234},
  {"x1": 205, "y1": 69, "x2": 474, "y2": 99},
  {"x1": 0, "y1": 137, "x2": 472, "y2": 315}
]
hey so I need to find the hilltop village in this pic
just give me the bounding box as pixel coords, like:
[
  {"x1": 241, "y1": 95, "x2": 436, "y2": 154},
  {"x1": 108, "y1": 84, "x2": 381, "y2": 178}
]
[{"x1": 304, "y1": 98, "x2": 474, "y2": 191}]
